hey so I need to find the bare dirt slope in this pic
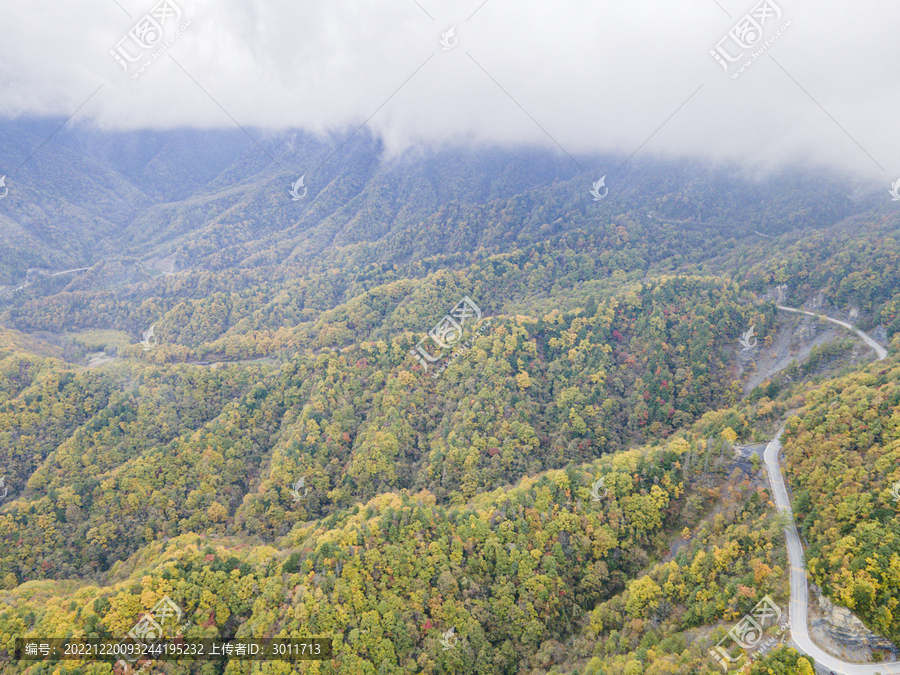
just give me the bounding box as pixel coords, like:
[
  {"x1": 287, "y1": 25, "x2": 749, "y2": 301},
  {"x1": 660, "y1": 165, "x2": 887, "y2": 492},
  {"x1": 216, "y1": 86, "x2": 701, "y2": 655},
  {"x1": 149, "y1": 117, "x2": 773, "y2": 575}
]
[{"x1": 738, "y1": 306, "x2": 883, "y2": 396}]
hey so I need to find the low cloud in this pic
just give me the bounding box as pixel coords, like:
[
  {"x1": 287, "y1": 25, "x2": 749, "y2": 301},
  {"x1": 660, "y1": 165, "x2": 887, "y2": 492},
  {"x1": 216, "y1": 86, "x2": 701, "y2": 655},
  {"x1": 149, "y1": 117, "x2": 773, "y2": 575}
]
[{"x1": 0, "y1": 0, "x2": 897, "y2": 181}]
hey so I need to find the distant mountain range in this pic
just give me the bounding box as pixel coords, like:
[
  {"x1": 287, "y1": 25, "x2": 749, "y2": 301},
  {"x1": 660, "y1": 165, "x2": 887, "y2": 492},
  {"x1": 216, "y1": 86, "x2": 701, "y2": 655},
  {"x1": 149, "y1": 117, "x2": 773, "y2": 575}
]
[{"x1": 0, "y1": 118, "x2": 882, "y2": 289}]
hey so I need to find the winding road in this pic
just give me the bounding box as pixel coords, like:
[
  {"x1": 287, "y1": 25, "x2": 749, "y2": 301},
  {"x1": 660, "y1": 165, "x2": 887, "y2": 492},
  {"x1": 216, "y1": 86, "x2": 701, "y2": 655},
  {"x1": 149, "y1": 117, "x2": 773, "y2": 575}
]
[
  {"x1": 763, "y1": 309, "x2": 895, "y2": 674},
  {"x1": 776, "y1": 305, "x2": 887, "y2": 360}
]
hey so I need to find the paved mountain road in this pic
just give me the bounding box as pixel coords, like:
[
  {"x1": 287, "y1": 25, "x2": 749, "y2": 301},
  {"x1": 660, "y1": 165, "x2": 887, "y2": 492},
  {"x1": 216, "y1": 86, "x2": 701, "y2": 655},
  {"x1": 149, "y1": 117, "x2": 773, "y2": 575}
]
[
  {"x1": 763, "y1": 312, "x2": 894, "y2": 674},
  {"x1": 776, "y1": 305, "x2": 887, "y2": 360},
  {"x1": 765, "y1": 431, "x2": 900, "y2": 674}
]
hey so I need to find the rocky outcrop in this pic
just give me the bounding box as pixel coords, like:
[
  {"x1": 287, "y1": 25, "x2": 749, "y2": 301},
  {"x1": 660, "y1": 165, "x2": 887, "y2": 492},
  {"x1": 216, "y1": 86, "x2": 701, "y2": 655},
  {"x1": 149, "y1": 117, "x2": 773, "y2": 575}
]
[{"x1": 807, "y1": 583, "x2": 899, "y2": 663}]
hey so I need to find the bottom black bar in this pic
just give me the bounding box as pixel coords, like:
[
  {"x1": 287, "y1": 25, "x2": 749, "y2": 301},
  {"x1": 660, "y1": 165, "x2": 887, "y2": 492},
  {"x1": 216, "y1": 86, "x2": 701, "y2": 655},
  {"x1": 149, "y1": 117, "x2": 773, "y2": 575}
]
[{"x1": 14, "y1": 638, "x2": 332, "y2": 661}]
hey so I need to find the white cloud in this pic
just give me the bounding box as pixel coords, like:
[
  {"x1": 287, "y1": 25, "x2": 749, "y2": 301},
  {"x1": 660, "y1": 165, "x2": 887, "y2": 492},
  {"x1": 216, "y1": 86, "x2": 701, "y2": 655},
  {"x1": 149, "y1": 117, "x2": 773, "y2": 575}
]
[{"x1": 0, "y1": 0, "x2": 897, "y2": 181}]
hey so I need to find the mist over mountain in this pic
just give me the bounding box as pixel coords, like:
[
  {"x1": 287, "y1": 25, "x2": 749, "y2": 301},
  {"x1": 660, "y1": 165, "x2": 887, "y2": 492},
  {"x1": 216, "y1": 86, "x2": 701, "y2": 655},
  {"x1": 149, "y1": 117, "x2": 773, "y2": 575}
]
[
  {"x1": 4, "y1": 0, "x2": 899, "y2": 179},
  {"x1": 0, "y1": 121, "x2": 882, "y2": 289}
]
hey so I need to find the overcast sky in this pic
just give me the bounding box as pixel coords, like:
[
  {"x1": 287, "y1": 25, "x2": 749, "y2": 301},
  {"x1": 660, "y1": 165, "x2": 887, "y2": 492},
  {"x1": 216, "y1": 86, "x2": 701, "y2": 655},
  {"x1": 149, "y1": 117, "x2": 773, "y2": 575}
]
[{"x1": 1, "y1": 0, "x2": 898, "y2": 182}]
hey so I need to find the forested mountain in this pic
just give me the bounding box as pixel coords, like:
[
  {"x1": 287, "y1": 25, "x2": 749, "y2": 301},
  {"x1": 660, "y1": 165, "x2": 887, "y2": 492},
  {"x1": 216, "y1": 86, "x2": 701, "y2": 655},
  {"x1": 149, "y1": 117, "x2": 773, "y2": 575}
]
[
  {"x1": 0, "y1": 123, "x2": 877, "y2": 284},
  {"x1": 0, "y1": 121, "x2": 897, "y2": 675},
  {"x1": 780, "y1": 361, "x2": 900, "y2": 645}
]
